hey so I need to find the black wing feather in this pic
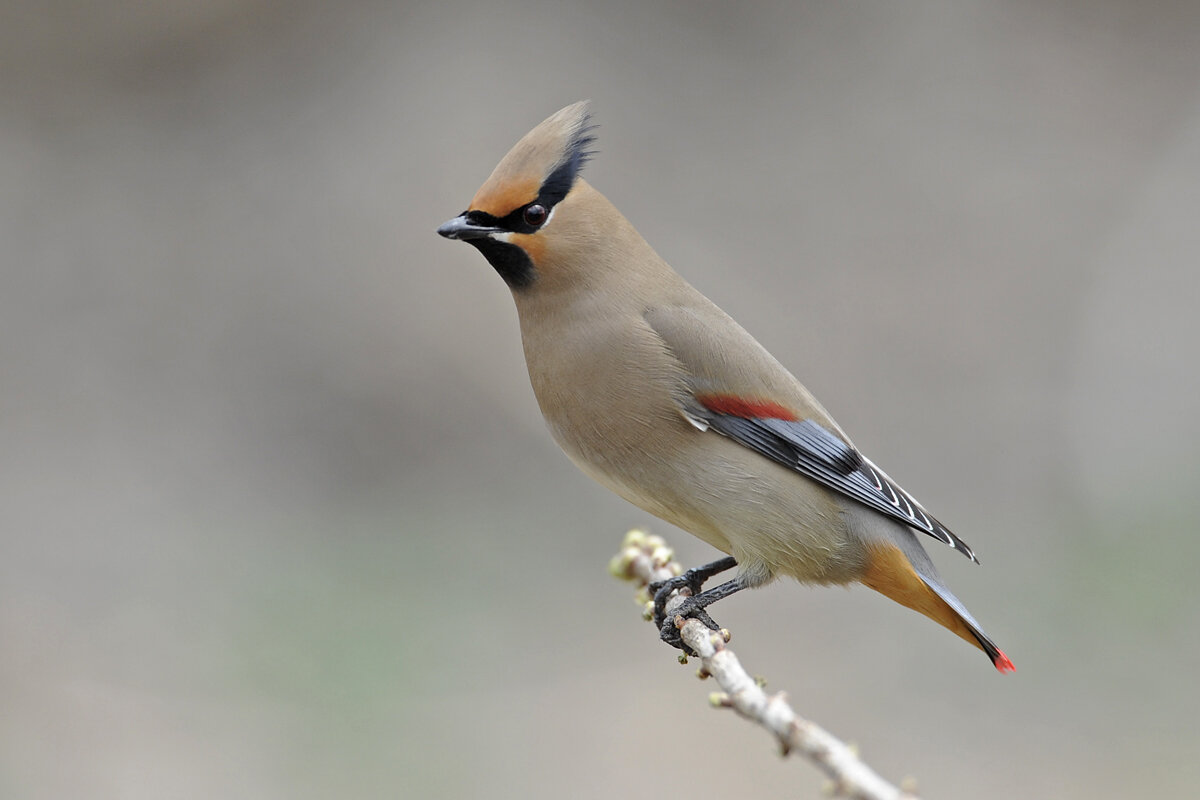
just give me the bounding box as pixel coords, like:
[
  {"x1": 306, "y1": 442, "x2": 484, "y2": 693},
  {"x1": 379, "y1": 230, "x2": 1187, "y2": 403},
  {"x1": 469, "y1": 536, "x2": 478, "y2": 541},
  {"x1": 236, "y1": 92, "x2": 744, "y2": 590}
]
[{"x1": 703, "y1": 414, "x2": 978, "y2": 563}]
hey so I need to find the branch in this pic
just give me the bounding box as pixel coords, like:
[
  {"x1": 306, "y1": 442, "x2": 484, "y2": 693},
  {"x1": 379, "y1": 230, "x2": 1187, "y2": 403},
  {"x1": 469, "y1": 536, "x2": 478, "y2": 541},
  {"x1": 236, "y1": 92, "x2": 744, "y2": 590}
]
[{"x1": 609, "y1": 530, "x2": 921, "y2": 800}]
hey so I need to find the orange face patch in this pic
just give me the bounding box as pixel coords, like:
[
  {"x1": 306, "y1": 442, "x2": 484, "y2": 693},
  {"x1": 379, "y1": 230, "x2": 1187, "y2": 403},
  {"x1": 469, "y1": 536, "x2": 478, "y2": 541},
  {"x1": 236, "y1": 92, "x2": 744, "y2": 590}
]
[
  {"x1": 470, "y1": 175, "x2": 540, "y2": 218},
  {"x1": 509, "y1": 232, "x2": 545, "y2": 264}
]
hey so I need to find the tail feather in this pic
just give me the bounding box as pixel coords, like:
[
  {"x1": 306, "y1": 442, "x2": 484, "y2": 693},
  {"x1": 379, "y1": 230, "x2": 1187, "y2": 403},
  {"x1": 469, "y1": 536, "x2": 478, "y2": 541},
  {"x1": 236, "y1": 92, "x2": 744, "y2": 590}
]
[
  {"x1": 917, "y1": 570, "x2": 1015, "y2": 673},
  {"x1": 862, "y1": 542, "x2": 1014, "y2": 673}
]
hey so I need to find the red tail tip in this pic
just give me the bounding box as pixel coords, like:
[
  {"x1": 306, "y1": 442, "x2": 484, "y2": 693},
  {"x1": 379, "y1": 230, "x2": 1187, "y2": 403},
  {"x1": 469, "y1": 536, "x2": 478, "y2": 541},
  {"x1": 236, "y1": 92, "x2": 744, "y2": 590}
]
[{"x1": 993, "y1": 650, "x2": 1016, "y2": 674}]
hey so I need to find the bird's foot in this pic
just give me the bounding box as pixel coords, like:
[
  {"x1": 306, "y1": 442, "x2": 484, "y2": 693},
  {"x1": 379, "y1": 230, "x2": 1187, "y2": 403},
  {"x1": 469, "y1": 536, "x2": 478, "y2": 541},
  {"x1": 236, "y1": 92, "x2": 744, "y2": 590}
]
[
  {"x1": 648, "y1": 571, "x2": 704, "y2": 630},
  {"x1": 657, "y1": 595, "x2": 723, "y2": 654},
  {"x1": 648, "y1": 555, "x2": 737, "y2": 630}
]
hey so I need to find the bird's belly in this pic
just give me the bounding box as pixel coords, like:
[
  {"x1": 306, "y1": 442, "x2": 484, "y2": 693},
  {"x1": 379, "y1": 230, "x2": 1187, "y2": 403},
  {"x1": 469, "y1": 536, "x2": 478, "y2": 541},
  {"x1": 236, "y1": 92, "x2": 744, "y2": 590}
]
[
  {"x1": 544, "y1": 413, "x2": 733, "y2": 545},
  {"x1": 547, "y1": 413, "x2": 868, "y2": 586}
]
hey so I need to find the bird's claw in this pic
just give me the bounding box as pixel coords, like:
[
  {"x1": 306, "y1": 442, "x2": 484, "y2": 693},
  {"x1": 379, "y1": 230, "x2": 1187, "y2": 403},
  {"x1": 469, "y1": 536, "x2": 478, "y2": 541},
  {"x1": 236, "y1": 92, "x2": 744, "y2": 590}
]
[
  {"x1": 657, "y1": 595, "x2": 723, "y2": 654},
  {"x1": 649, "y1": 568, "x2": 707, "y2": 629},
  {"x1": 647, "y1": 556, "x2": 739, "y2": 654}
]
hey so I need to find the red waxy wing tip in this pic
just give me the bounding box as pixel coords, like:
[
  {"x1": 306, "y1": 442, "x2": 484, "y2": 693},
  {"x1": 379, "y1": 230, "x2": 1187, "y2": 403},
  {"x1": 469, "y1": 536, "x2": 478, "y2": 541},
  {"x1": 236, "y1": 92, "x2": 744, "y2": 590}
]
[
  {"x1": 696, "y1": 394, "x2": 799, "y2": 422},
  {"x1": 993, "y1": 650, "x2": 1016, "y2": 674}
]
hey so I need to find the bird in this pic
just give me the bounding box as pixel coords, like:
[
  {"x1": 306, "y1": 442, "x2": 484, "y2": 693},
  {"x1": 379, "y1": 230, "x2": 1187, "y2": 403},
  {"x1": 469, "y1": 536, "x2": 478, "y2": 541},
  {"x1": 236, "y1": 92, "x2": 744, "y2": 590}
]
[{"x1": 436, "y1": 101, "x2": 1014, "y2": 673}]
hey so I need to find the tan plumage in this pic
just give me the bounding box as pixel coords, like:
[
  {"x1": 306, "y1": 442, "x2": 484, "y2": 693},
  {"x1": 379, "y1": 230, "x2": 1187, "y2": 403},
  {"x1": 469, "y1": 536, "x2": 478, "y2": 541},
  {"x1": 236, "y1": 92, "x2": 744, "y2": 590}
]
[{"x1": 438, "y1": 101, "x2": 1013, "y2": 672}]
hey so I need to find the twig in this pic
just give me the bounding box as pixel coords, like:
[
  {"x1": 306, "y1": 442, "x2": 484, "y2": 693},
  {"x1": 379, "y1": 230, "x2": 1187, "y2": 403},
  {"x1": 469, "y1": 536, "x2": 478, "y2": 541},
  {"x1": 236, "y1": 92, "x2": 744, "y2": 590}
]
[{"x1": 609, "y1": 530, "x2": 921, "y2": 800}]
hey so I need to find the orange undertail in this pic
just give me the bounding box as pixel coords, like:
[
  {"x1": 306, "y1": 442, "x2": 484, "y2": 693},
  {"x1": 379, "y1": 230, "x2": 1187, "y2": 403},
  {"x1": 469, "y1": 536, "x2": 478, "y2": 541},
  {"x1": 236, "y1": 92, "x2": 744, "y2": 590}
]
[{"x1": 861, "y1": 543, "x2": 1014, "y2": 673}]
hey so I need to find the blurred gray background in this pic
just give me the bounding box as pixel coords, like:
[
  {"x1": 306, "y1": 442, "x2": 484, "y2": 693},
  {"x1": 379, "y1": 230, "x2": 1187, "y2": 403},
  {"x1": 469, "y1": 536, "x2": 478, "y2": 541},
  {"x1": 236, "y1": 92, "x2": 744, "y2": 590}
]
[{"x1": 3, "y1": 1, "x2": 1198, "y2": 798}]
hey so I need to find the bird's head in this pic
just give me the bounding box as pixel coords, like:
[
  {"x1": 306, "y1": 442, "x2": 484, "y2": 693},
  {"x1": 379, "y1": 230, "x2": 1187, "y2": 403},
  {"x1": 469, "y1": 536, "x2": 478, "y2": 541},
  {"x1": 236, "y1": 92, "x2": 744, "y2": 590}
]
[{"x1": 437, "y1": 101, "x2": 600, "y2": 291}]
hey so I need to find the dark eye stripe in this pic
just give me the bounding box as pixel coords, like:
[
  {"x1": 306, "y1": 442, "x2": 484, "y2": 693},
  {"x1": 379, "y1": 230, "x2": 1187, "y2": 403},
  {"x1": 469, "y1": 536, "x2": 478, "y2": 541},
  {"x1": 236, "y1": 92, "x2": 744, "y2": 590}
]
[
  {"x1": 467, "y1": 201, "x2": 548, "y2": 235},
  {"x1": 466, "y1": 117, "x2": 595, "y2": 236},
  {"x1": 537, "y1": 122, "x2": 597, "y2": 206}
]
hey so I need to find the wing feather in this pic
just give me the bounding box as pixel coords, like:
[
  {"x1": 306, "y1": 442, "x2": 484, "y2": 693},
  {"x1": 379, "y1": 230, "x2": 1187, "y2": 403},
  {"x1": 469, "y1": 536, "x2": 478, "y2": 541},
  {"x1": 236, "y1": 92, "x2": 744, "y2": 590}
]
[
  {"x1": 639, "y1": 304, "x2": 977, "y2": 562},
  {"x1": 702, "y1": 414, "x2": 978, "y2": 563}
]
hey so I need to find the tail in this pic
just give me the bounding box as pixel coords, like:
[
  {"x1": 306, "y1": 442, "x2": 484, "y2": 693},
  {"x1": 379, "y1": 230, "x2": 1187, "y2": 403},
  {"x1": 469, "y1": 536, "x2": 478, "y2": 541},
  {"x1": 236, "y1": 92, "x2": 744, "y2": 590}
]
[{"x1": 861, "y1": 542, "x2": 1015, "y2": 673}]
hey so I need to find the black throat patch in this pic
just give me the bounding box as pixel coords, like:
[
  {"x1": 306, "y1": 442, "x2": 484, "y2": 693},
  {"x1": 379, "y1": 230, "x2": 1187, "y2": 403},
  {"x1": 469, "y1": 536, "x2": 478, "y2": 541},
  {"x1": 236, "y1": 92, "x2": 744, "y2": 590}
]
[{"x1": 468, "y1": 237, "x2": 536, "y2": 290}]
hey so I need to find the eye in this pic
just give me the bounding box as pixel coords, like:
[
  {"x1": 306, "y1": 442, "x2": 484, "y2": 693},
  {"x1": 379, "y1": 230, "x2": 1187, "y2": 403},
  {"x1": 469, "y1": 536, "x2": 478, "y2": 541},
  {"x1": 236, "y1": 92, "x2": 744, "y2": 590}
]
[{"x1": 523, "y1": 204, "x2": 548, "y2": 227}]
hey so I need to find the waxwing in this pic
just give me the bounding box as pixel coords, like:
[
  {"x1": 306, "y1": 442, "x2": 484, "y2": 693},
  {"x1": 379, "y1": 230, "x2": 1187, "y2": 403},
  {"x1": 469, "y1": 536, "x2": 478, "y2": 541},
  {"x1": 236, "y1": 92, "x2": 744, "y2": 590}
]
[{"x1": 438, "y1": 102, "x2": 1013, "y2": 673}]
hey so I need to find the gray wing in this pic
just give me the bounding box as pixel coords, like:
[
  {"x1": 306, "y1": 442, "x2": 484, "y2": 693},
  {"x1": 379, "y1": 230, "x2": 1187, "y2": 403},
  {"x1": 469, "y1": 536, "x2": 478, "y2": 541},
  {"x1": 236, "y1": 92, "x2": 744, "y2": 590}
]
[{"x1": 699, "y1": 412, "x2": 979, "y2": 563}]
